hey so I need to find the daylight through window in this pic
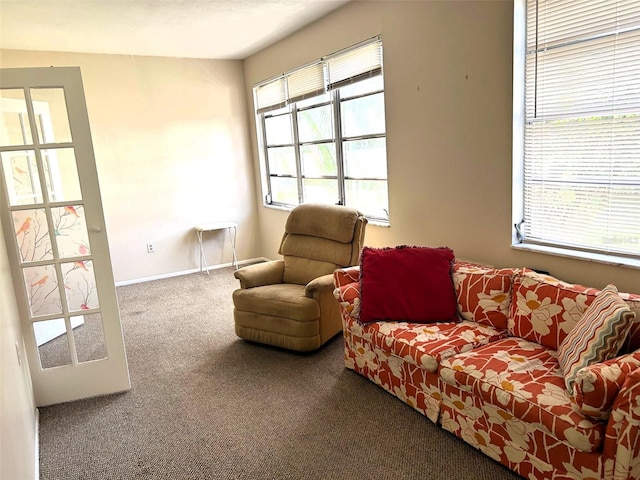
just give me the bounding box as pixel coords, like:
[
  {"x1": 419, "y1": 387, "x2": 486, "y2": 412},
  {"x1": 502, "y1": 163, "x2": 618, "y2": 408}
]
[
  {"x1": 253, "y1": 37, "x2": 389, "y2": 223},
  {"x1": 514, "y1": 0, "x2": 640, "y2": 263}
]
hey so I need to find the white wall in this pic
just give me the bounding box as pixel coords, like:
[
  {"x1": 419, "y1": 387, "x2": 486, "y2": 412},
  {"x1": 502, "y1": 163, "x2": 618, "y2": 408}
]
[
  {"x1": 243, "y1": 0, "x2": 640, "y2": 294},
  {"x1": 0, "y1": 219, "x2": 37, "y2": 480},
  {"x1": 0, "y1": 49, "x2": 259, "y2": 283}
]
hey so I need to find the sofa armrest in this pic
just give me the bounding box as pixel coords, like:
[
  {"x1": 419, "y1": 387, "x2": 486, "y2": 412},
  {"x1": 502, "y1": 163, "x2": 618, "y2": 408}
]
[
  {"x1": 332, "y1": 273, "x2": 361, "y2": 321},
  {"x1": 234, "y1": 260, "x2": 284, "y2": 289},
  {"x1": 602, "y1": 368, "x2": 640, "y2": 479},
  {"x1": 333, "y1": 265, "x2": 360, "y2": 288}
]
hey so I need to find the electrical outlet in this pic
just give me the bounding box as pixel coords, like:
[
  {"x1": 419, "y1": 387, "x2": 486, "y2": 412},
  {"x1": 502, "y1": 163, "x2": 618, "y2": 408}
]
[{"x1": 146, "y1": 243, "x2": 155, "y2": 253}]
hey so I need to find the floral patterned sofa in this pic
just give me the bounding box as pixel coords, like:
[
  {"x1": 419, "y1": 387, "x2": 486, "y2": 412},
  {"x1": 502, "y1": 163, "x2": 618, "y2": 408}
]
[{"x1": 333, "y1": 257, "x2": 640, "y2": 480}]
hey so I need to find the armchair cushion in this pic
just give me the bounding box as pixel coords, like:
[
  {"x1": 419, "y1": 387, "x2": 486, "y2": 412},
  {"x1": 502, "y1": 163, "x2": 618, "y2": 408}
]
[{"x1": 358, "y1": 245, "x2": 457, "y2": 324}]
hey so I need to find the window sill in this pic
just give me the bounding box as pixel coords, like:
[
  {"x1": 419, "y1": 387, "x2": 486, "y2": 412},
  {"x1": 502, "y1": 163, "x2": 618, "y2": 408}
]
[{"x1": 511, "y1": 243, "x2": 640, "y2": 270}]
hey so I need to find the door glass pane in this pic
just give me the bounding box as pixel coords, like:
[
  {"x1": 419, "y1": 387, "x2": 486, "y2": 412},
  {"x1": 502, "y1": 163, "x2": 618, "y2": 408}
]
[
  {"x1": 300, "y1": 143, "x2": 336, "y2": 176},
  {"x1": 340, "y1": 93, "x2": 386, "y2": 137},
  {"x1": 23, "y1": 264, "x2": 62, "y2": 317},
  {"x1": 72, "y1": 313, "x2": 107, "y2": 363},
  {"x1": 52, "y1": 205, "x2": 90, "y2": 258},
  {"x1": 62, "y1": 260, "x2": 99, "y2": 312},
  {"x1": 42, "y1": 148, "x2": 81, "y2": 202},
  {"x1": 303, "y1": 178, "x2": 338, "y2": 204},
  {"x1": 1, "y1": 150, "x2": 43, "y2": 205},
  {"x1": 13, "y1": 208, "x2": 52, "y2": 263},
  {"x1": 297, "y1": 104, "x2": 333, "y2": 142},
  {"x1": 30, "y1": 88, "x2": 72, "y2": 144},
  {"x1": 343, "y1": 138, "x2": 387, "y2": 178},
  {"x1": 34, "y1": 318, "x2": 72, "y2": 369},
  {"x1": 270, "y1": 177, "x2": 299, "y2": 205},
  {"x1": 0, "y1": 89, "x2": 33, "y2": 146}
]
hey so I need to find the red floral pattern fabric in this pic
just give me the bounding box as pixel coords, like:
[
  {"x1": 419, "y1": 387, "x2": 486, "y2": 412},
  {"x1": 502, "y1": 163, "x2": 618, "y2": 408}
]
[
  {"x1": 453, "y1": 262, "x2": 517, "y2": 330},
  {"x1": 439, "y1": 337, "x2": 605, "y2": 452},
  {"x1": 574, "y1": 350, "x2": 640, "y2": 420},
  {"x1": 333, "y1": 266, "x2": 640, "y2": 480},
  {"x1": 509, "y1": 270, "x2": 601, "y2": 351}
]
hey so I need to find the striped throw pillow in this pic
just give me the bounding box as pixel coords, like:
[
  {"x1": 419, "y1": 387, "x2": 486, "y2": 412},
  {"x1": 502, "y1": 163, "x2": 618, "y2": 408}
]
[{"x1": 557, "y1": 284, "x2": 636, "y2": 395}]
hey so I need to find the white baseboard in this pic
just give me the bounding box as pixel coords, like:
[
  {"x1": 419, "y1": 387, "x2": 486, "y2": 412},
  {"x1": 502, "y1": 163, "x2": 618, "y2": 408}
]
[{"x1": 115, "y1": 258, "x2": 269, "y2": 286}]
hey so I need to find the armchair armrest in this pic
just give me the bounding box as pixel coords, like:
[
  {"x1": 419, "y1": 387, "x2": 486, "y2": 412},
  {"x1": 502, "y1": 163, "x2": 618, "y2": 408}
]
[
  {"x1": 305, "y1": 273, "x2": 335, "y2": 297},
  {"x1": 234, "y1": 260, "x2": 284, "y2": 289},
  {"x1": 602, "y1": 368, "x2": 640, "y2": 479}
]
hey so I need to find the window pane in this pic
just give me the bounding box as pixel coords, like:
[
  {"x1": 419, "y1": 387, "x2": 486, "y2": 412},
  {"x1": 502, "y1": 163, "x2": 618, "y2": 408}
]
[
  {"x1": 340, "y1": 76, "x2": 384, "y2": 99},
  {"x1": 264, "y1": 113, "x2": 292, "y2": 145},
  {"x1": 300, "y1": 143, "x2": 336, "y2": 176},
  {"x1": 303, "y1": 178, "x2": 338, "y2": 204},
  {"x1": 270, "y1": 177, "x2": 299, "y2": 205},
  {"x1": 267, "y1": 146, "x2": 296, "y2": 175},
  {"x1": 341, "y1": 93, "x2": 385, "y2": 137},
  {"x1": 345, "y1": 179, "x2": 389, "y2": 220},
  {"x1": 296, "y1": 92, "x2": 331, "y2": 110},
  {"x1": 298, "y1": 104, "x2": 333, "y2": 142},
  {"x1": 343, "y1": 138, "x2": 387, "y2": 178}
]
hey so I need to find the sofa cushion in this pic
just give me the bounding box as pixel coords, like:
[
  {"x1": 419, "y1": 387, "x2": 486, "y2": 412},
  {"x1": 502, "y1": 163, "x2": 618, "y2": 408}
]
[
  {"x1": 573, "y1": 350, "x2": 640, "y2": 420},
  {"x1": 508, "y1": 270, "x2": 601, "y2": 351},
  {"x1": 439, "y1": 337, "x2": 606, "y2": 452},
  {"x1": 557, "y1": 284, "x2": 635, "y2": 394},
  {"x1": 358, "y1": 245, "x2": 457, "y2": 324},
  {"x1": 344, "y1": 316, "x2": 507, "y2": 372},
  {"x1": 453, "y1": 262, "x2": 517, "y2": 330}
]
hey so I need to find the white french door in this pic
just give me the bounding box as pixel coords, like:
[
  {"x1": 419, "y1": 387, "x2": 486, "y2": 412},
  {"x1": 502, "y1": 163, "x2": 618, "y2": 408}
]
[{"x1": 0, "y1": 67, "x2": 130, "y2": 406}]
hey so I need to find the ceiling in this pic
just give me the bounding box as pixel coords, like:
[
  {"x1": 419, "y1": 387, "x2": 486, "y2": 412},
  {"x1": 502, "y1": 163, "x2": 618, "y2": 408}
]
[{"x1": 0, "y1": 0, "x2": 351, "y2": 60}]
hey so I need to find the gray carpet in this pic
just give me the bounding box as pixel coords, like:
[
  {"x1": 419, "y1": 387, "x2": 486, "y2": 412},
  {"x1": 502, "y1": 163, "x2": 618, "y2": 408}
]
[{"x1": 38, "y1": 267, "x2": 522, "y2": 480}]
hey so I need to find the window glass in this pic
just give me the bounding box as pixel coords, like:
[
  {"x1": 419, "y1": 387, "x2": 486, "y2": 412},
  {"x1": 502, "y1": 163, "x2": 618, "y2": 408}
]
[
  {"x1": 267, "y1": 146, "x2": 296, "y2": 176},
  {"x1": 339, "y1": 76, "x2": 384, "y2": 99},
  {"x1": 300, "y1": 143, "x2": 337, "y2": 176},
  {"x1": 340, "y1": 93, "x2": 385, "y2": 137},
  {"x1": 264, "y1": 113, "x2": 292, "y2": 146},
  {"x1": 254, "y1": 38, "x2": 389, "y2": 222},
  {"x1": 297, "y1": 105, "x2": 333, "y2": 142},
  {"x1": 270, "y1": 177, "x2": 299, "y2": 205},
  {"x1": 343, "y1": 138, "x2": 386, "y2": 178},
  {"x1": 303, "y1": 178, "x2": 338, "y2": 204}
]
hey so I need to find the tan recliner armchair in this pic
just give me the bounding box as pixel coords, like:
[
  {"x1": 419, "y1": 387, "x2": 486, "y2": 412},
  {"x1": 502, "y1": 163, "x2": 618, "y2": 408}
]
[{"x1": 232, "y1": 204, "x2": 367, "y2": 352}]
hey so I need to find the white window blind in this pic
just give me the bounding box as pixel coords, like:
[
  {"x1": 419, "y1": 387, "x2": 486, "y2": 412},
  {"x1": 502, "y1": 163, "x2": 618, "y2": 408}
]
[
  {"x1": 254, "y1": 37, "x2": 382, "y2": 114},
  {"x1": 521, "y1": 0, "x2": 640, "y2": 258}
]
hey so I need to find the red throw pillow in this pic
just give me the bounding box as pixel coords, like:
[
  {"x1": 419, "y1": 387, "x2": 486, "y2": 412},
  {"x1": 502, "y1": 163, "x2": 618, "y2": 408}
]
[{"x1": 358, "y1": 245, "x2": 457, "y2": 324}]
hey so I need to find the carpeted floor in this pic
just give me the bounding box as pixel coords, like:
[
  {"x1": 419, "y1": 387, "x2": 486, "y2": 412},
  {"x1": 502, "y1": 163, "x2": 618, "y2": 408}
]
[{"x1": 38, "y1": 267, "x2": 522, "y2": 480}]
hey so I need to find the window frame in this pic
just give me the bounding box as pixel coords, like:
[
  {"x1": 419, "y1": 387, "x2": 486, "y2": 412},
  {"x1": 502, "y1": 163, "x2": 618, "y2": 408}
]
[
  {"x1": 253, "y1": 38, "x2": 389, "y2": 225},
  {"x1": 511, "y1": 0, "x2": 640, "y2": 269}
]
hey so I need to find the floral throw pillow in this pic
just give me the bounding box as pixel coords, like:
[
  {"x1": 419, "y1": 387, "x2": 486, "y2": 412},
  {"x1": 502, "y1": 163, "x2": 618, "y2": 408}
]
[
  {"x1": 557, "y1": 284, "x2": 636, "y2": 395},
  {"x1": 452, "y1": 262, "x2": 516, "y2": 330}
]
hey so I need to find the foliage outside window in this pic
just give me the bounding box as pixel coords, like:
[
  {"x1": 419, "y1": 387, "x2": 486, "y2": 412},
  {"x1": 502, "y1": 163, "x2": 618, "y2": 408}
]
[
  {"x1": 253, "y1": 38, "x2": 389, "y2": 223},
  {"x1": 513, "y1": 0, "x2": 640, "y2": 264}
]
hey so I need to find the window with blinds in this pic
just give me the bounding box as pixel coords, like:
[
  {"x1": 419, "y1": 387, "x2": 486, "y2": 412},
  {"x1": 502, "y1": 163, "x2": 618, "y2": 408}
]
[
  {"x1": 515, "y1": 0, "x2": 640, "y2": 261},
  {"x1": 253, "y1": 37, "x2": 389, "y2": 222}
]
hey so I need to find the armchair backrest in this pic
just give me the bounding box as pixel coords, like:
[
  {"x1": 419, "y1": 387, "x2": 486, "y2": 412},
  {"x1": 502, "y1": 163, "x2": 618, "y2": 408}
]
[{"x1": 278, "y1": 204, "x2": 367, "y2": 285}]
